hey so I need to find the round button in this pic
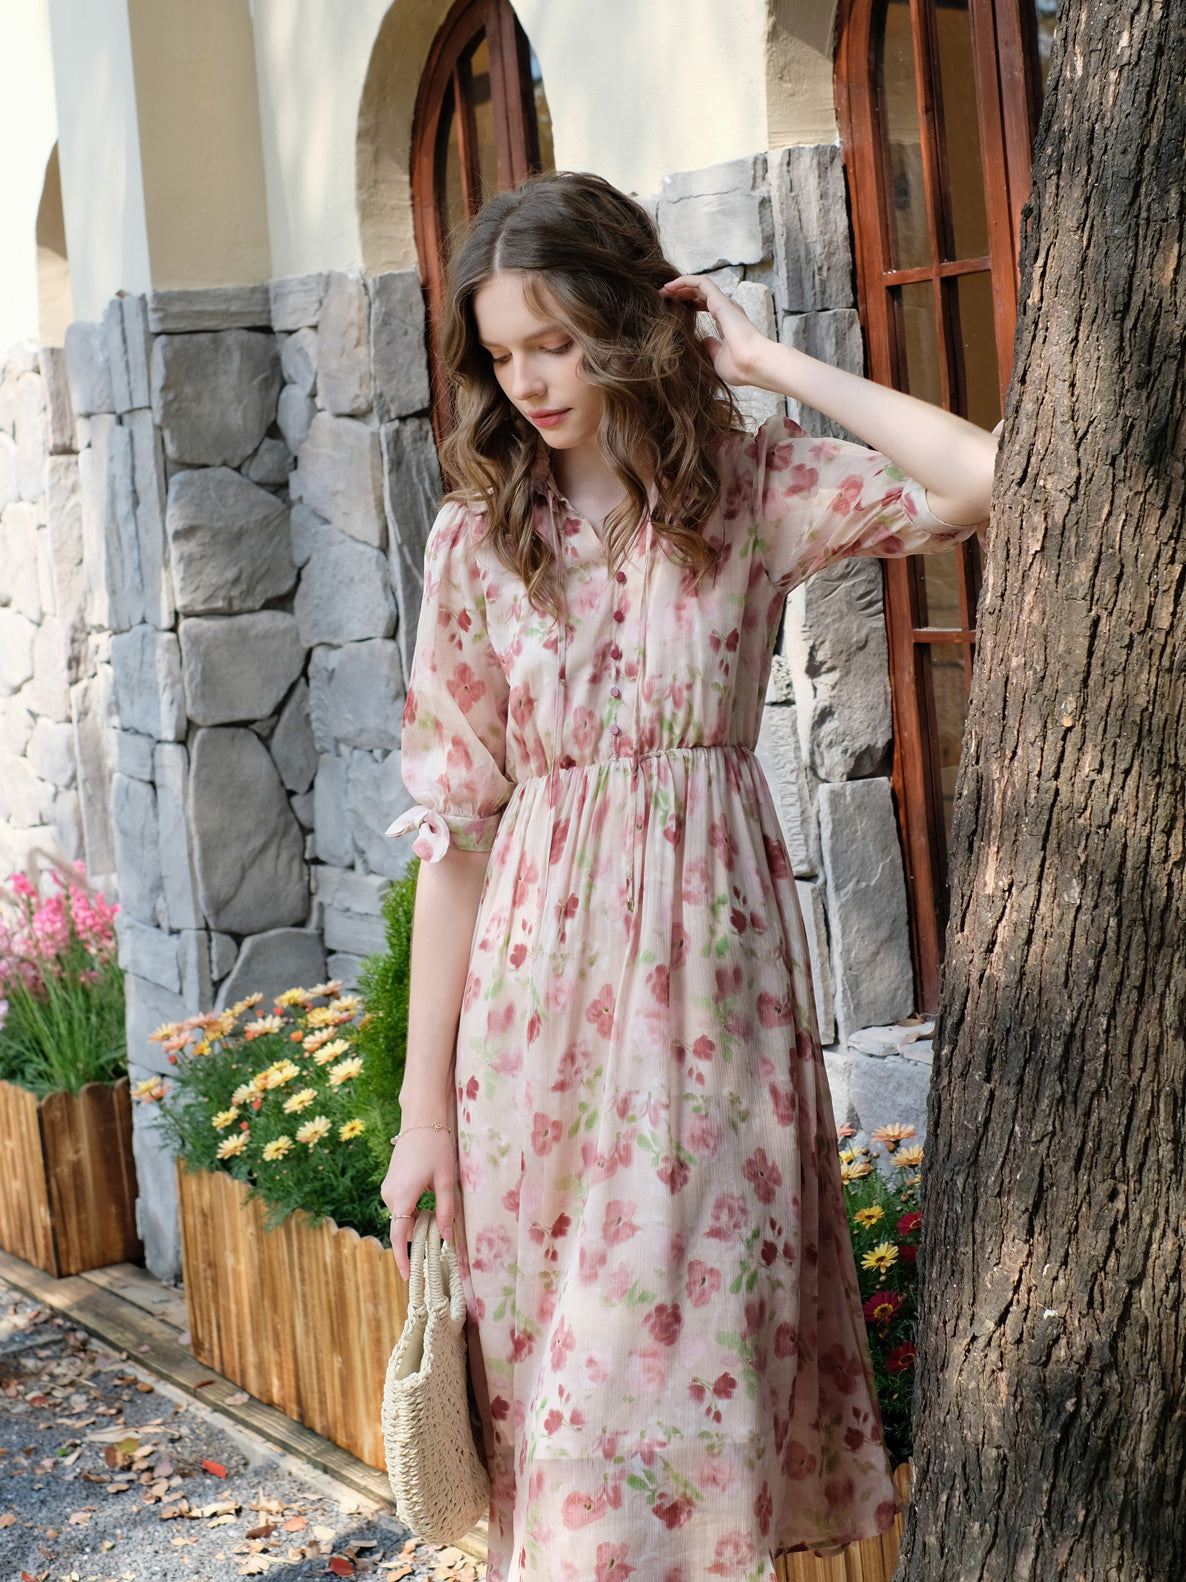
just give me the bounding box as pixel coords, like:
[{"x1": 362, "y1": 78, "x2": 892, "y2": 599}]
[
  {"x1": 610, "y1": 724, "x2": 621, "y2": 737},
  {"x1": 613, "y1": 609, "x2": 625, "y2": 623},
  {"x1": 609, "y1": 686, "x2": 621, "y2": 700},
  {"x1": 615, "y1": 570, "x2": 627, "y2": 584},
  {"x1": 610, "y1": 645, "x2": 622, "y2": 661}
]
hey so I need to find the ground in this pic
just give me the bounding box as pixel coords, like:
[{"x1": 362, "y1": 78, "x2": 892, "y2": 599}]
[{"x1": 0, "y1": 1281, "x2": 482, "y2": 1582}]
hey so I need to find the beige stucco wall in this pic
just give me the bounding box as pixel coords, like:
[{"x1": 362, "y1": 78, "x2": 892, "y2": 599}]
[
  {"x1": 47, "y1": 0, "x2": 152, "y2": 321},
  {"x1": 767, "y1": 0, "x2": 840, "y2": 146},
  {"x1": 0, "y1": 0, "x2": 63, "y2": 355}
]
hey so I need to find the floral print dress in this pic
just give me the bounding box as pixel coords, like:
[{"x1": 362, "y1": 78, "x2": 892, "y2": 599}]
[{"x1": 389, "y1": 416, "x2": 974, "y2": 1582}]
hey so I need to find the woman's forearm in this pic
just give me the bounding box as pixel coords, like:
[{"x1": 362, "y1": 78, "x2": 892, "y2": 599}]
[
  {"x1": 750, "y1": 340, "x2": 998, "y2": 526},
  {"x1": 398, "y1": 845, "x2": 491, "y2": 1122}
]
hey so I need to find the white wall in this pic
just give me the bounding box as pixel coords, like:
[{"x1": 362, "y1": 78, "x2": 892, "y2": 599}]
[
  {"x1": 47, "y1": 0, "x2": 152, "y2": 321},
  {"x1": 0, "y1": 0, "x2": 61, "y2": 355}
]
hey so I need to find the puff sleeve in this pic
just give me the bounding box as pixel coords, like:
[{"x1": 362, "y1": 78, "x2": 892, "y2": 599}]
[
  {"x1": 752, "y1": 415, "x2": 979, "y2": 594},
  {"x1": 386, "y1": 503, "x2": 513, "y2": 863}
]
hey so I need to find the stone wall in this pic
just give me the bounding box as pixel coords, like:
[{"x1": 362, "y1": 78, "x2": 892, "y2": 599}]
[{"x1": 58, "y1": 272, "x2": 437, "y2": 1278}]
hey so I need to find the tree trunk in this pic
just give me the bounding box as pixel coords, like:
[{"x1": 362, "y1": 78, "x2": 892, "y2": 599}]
[{"x1": 898, "y1": 3, "x2": 1186, "y2": 1579}]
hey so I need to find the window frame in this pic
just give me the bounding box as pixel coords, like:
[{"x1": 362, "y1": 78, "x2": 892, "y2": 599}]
[
  {"x1": 834, "y1": 0, "x2": 1043, "y2": 1009},
  {"x1": 411, "y1": 0, "x2": 544, "y2": 437}
]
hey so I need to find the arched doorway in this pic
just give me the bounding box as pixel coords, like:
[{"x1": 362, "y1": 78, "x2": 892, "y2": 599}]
[
  {"x1": 36, "y1": 144, "x2": 73, "y2": 348},
  {"x1": 411, "y1": 0, "x2": 554, "y2": 433}
]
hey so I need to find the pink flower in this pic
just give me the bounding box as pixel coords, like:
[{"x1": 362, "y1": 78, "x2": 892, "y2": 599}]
[
  {"x1": 601, "y1": 1200, "x2": 639, "y2": 1245},
  {"x1": 685, "y1": 1260, "x2": 721, "y2": 1308},
  {"x1": 594, "y1": 1542, "x2": 633, "y2": 1582},
  {"x1": 705, "y1": 1191, "x2": 748, "y2": 1241},
  {"x1": 531, "y1": 1112, "x2": 563, "y2": 1157},
  {"x1": 586, "y1": 984, "x2": 616, "y2": 1038},
  {"x1": 652, "y1": 1493, "x2": 694, "y2": 1529},
  {"x1": 707, "y1": 1532, "x2": 754, "y2": 1575},
  {"x1": 445, "y1": 662, "x2": 487, "y2": 714},
  {"x1": 643, "y1": 1303, "x2": 682, "y2": 1347},
  {"x1": 742, "y1": 1147, "x2": 783, "y2": 1205}
]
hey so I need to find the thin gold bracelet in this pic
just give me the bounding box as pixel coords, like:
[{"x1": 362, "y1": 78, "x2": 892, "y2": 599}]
[{"x1": 389, "y1": 1120, "x2": 453, "y2": 1146}]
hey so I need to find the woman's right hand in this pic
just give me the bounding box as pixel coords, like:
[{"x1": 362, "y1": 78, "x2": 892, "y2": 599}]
[{"x1": 381, "y1": 1127, "x2": 456, "y2": 1281}]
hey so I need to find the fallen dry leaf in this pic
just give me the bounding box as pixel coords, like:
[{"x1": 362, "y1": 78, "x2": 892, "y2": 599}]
[
  {"x1": 246, "y1": 1524, "x2": 277, "y2": 1540},
  {"x1": 281, "y1": 1517, "x2": 307, "y2": 1532},
  {"x1": 376, "y1": 1565, "x2": 412, "y2": 1578},
  {"x1": 200, "y1": 1500, "x2": 240, "y2": 1518},
  {"x1": 68, "y1": 1511, "x2": 91, "y2": 1526},
  {"x1": 136, "y1": 1381, "x2": 154, "y2": 1393},
  {"x1": 238, "y1": 1560, "x2": 273, "y2": 1576},
  {"x1": 202, "y1": 1459, "x2": 228, "y2": 1478},
  {"x1": 208, "y1": 1513, "x2": 239, "y2": 1528},
  {"x1": 105, "y1": 1483, "x2": 131, "y2": 1495},
  {"x1": 227, "y1": 1391, "x2": 250, "y2": 1405},
  {"x1": 313, "y1": 1525, "x2": 336, "y2": 1543},
  {"x1": 326, "y1": 1560, "x2": 355, "y2": 1578},
  {"x1": 0, "y1": 1513, "x2": 17, "y2": 1529}
]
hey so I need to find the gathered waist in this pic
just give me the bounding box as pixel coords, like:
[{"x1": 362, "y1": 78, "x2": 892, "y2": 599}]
[{"x1": 511, "y1": 741, "x2": 756, "y2": 794}]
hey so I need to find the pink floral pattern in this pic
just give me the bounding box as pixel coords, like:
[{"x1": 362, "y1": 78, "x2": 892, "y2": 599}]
[{"x1": 394, "y1": 417, "x2": 972, "y2": 1580}]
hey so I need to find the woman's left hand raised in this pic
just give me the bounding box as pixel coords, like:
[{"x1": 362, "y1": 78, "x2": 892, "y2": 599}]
[{"x1": 660, "y1": 274, "x2": 772, "y2": 389}]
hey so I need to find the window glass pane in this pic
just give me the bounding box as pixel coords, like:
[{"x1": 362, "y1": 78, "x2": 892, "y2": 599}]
[
  {"x1": 878, "y1": 0, "x2": 930, "y2": 269},
  {"x1": 465, "y1": 34, "x2": 499, "y2": 209},
  {"x1": 935, "y1": 0, "x2": 989, "y2": 258},
  {"x1": 1035, "y1": 0, "x2": 1059, "y2": 90},
  {"x1": 893, "y1": 280, "x2": 942, "y2": 404},
  {"x1": 439, "y1": 83, "x2": 468, "y2": 250},
  {"x1": 530, "y1": 47, "x2": 555, "y2": 171},
  {"x1": 925, "y1": 641, "x2": 970, "y2": 848},
  {"x1": 919, "y1": 551, "x2": 963, "y2": 629},
  {"x1": 954, "y1": 270, "x2": 1001, "y2": 429}
]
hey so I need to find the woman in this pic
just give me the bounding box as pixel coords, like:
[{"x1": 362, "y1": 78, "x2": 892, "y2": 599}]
[{"x1": 383, "y1": 172, "x2": 995, "y2": 1582}]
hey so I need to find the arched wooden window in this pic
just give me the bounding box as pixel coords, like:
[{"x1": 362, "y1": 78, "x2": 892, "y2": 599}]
[
  {"x1": 836, "y1": 0, "x2": 1046, "y2": 1010},
  {"x1": 412, "y1": 0, "x2": 555, "y2": 434}
]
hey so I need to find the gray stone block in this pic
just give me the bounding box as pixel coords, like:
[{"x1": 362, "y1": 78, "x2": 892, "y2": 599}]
[
  {"x1": 658, "y1": 155, "x2": 772, "y2": 273},
  {"x1": 63, "y1": 320, "x2": 113, "y2": 416},
  {"x1": 210, "y1": 931, "x2": 238, "y2": 981},
  {"x1": 26, "y1": 616, "x2": 69, "y2": 723},
  {"x1": 369, "y1": 270, "x2": 431, "y2": 421},
  {"x1": 124, "y1": 410, "x2": 172, "y2": 629},
  {"x1": 347, "y1": 748, "x2": 415, "y2": 878},
  {"x1": 49, "y1": 786, "x2": 83, "y2": 862},
  {"x1": 12, "y1": 371, "x2": 46, "y2": 503},
  {"x1": 147, "y1": 285, "x2": 272, "y2": 334},
  {"x1": 326, "y1": 952, "x2": 365, "y2": 991},
  {"x1": 179, "y1": 928, "x2": 212, "y2": 1008},
  {"x1": 769, "y1": 145, "x2": 854, "y2": 314},
  {"x1": 795, "y1": 877, "x2": 835, "y2": 1045},
  {"x1": 766, "y1": 652, "x2": 794, "y2": 705},
  {"x1": 289, "y1": 504, "x2": 322, "y2": 568},
  {"x1": 270, "y1": 679, "x2": 317, "y2": 793},
  {"x1": 1, "y1": 502, "x2": 43, "y2": 622},
  {"x1": 77, "y1": 414, "x2": 116, "y2": 631},
  {"x1": 26, "y1": 718, "x2": 76, "y2": 789},
  {"x1": 107, "y1": 422, "x2": 146, "y2": 631},
  {"x1": 214, "y1": 927, "x2": 328, "y2": 1011},
  {"x1": 0, "y1": 608, "x2": 36, "y2": 696},
  {"x1": 104, "y1": 295, "x2": 152, "y2": 413},
  {"x1": 71, "y1": 672, "x2": 116, "y2": 880},
  {"x1": 312, "y1": 753, "x2": 352, "y2": 868},
  {"x1": 110, "y1": 625, "x2": 185, "y2": 742},
  {"x1": 114, "y1": 729, "x2": 155, "y2": 781},
  {"x1": 318, "y1": 272, "x2": 372, "y2": 416},
  {"x1": 269, "y1": 273, "x2": 327, "y2": 332},
  {"x1": 822, "y1": 1047, "x2": 930, "y2": 1150},
  {"x1": 151, "y1": 331, "x2": 281, "y2": 467},
  {"x1": 129, "y1": 1084, "x2": 182, "y2": 1280},
  {"x1": 277, "y1": 385, "x2": 315, "y2": 455},
  {"x1": 294, "y1": 522, "x2": 395, "y2": 648},
  {"x1": 154, "y1": 742, "x2": 203, "y2": 931},
  {"x1": 0, "y1": 433, "x2": 16, "y2": 512},
  {"x1": 780, "y1": 310, "x2": 865, "y2": 441},
  {"x1": 166, "y1": 466, "x2": 296, "y2": 615},
  {"x1": 180, "y1": 612, "x2": 305, "y2": 726},
  {"x1": 111, "y1": 771, "x2": 163, "y2": 927},
  {"x1": 381, "y1": 416, "x2": 441, "y2": 674},
  {"x1": 296, "y1": 411, "x2": 385, "y2": 548},
  {"x1": 315, "y1": 865, "x2": 388, "y2": 958},
  {"x1": 291, "y1": 789, "x2": 314, "y2": 828},
  {"x1": 116, "y1": 915, "x2": 181, "y2": 993},
  {"x1": 243, "y1": 437, "x2": 293, "y2": 488},
  {"x1": 726, "y1": 281, "x2": 784, "y2": 433},
  {"x1": 781, "y1": 559, "x2": 892, "y2": 782},
  {"x1": 0, "y1": 756, "x2": 52, "y2": 826},
  {"x1": 309, "y1": 640, "x2": 403, "y2": 752},
  {"x1": 280, "y1": 328, "x2": 317, "y2": 396},
  {"x1": 45, "y1": 456, "x2": 87, "y2": 680},
  {"x1": 818, "y1": 778, "x2": 913, "y2": 1037},
  {"x1": 188, "y1": 726, "x2": 308, "y2": 933},
  {"x1": 0, "y1": 695, "x2": 36, "y2": 756},
  {"x1": 40, "y1": 346, "x2": 76, "y2": 455},
  {"x1": 755, "y1": 703, "x2": 818, "y2": 875}
]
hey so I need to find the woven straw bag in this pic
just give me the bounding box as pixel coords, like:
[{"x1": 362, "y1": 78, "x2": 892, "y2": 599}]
[{"x1": 381, "y1": 1211, "x2": 490, "y2": 1544}]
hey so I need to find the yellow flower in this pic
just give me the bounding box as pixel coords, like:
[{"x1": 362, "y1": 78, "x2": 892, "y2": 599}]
[
  {"x1": 162, "y1": 1032, "x2": 189, "y2": 1055},
  {"x1": 192, "y1": 1039, "x2": 211, "y2": 1058},
  {"x1": 276, "y1": 988, "x2": 309, "y2": 1007},
  {"x1": 217, "y1": 1133, "x2": 248, "y2": 1160},
  {"x1": 230, "y1": 993, "x2": 264, "y2": 1016},
  {"x1": 212, "y1": 1108, "x2": 240, "y2": 1131},
  {"x1": 132, "y1": 1077, "x2": 168, "y2": 1102},
  {"x1": 148, "y1": 1021, "x2": 182, "y2": 1044},
  {"x1": 871, "y1": 1123, "x2": 917, "y2": 1151},
  {"x1": 839, "y1": 1148, "x2": 856, "y2": 1165},
  {"x1": 262, "y1": 1136, "x2": 292, "y2": 1162},
  {"x1": 302, "y1": 1028, "x2": 335, "y2": 1053},
  {"x1": 894, "y1": 1145, "x2": 925, "y2": 1170},
  {"x1": 210, "y1": 1012, "x2": 238, "y2": 1041},
  {"x1": 244, "y1": 1015, "x2": 284, "y2": 1040},
  {"x1": 312, "y1": 1037, "x2": 352, "y2": 1066},
  {"x1": 328, "y1": 1056, "x2": 363, "y2": 1086},
  {"x1": 329, "y1": 994, "x2": 362, "y2": 1015},
  {"x1": 307, "y1": 979, "x2": 343, "y2": 999},
  {"x1": 854, "y1": 1205, "x2": 884, "y2": 1229},
  {"x1": 840, "y1": 1160, "x2": 873, "y2": 1183},
  {"x1": 262, "y1": 1059, "x2": 300, "y2": 1089},
  {"x1": 861, "y1": 1241, "x2": 899, "y2": 1274},
  {"x1": 304, "y1": 1005, "x2": 340, "y2": 1029},
  {"x1": 339, "y1": 1118, "x2": 365, "y2": 1140},
  {"x1": 283, "y1": 1087, "x2": 317, "y2": 1114},
  {"x1": 231, "y1": 1082, "x2": 255, "y2": 1106},
  {"x1": 296, "y1": 1115, "x2": 331, "y2": 1148}
]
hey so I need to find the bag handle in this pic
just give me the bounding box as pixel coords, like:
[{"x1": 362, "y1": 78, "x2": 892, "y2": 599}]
[{"x1": 407, "y1": 1211, "x2": 432, "y2": 1312}]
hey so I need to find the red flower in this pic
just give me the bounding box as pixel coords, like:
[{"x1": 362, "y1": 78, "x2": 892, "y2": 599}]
[
  {"x1": 711, "y1": 1372, "x2": 737, "y2": 1400},
  {"x1": 653, "y1": 1493, "x2": 695, "y2": 1530},
  {"x1": 900, "y1": 1243, "x2": 918, "y2": 1264},
  {"x1": 586, "y1": 984, "x2": 616, "y2": 1038},
  {"x1": 898, "y1": 1211, "x2": 921, "y2": 1237},
  {"x1": 773, "y1": 1322, "x2": 798, "y2": 1359},
  {"x1": 657, "y1": 1154, "x2": 690, "y2": 1194},
  {"x1": 753, "y1": 1483, "x2": 773, "y2": 1537},
  {"x1": 756, "y1": 991, "x2": 794, "y2": 1028},
  {"x1": 742, "y1": 1147, "x2": 782, "y2": 1205},
  {"x1": 644, "y1": 1303, "x2": 683, "y2": 1347},
  {"x1": 685, "y1": 1261, "x2": 721, "y2": 1308},
  {"x1": 862, "y1": 1290, "x2": 904, "y2": 1326},
  {"x1": 445, "y1": 662, "x2": 487, "y2": 714},
  {"x1": 886, "y1": 1342, "x2": 916, "y2": 1374},
  {"x1": 819, "y1": 1344, "x2": 864, "y2": 1396}
]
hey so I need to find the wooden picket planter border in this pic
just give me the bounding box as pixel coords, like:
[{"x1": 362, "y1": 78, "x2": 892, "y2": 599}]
[
  {"x1": 0, "y1": 1076, "x2": 141, "y2": 1277},
  {"x1": 176, "y1": 1165, "x2": 408, "y2": 1472},
  {"x1": 775, "y1": 1462, "x2": 911, "y2": 1582}
]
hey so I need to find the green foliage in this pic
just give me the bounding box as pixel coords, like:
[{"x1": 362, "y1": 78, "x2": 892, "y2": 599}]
[
  {"x1": 0, "y1": 960, "x2": 126, "y2": 1098},
  {"x1": 141, "y1": 862, "x2": 423, "y2": 1243},
  {"x1": 840, "y1": 1126, "x2": 923, "y2": 1467}
]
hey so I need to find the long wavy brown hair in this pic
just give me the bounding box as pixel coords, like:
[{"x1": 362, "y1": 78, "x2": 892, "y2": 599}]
[{"x1": 438, "y1": 172, "x2": 743, "y2": 618}]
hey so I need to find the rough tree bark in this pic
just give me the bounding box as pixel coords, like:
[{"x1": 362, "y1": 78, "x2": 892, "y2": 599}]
[{"x1": 898, "y1": 3, "x2": 1185, "y2": 1579}]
